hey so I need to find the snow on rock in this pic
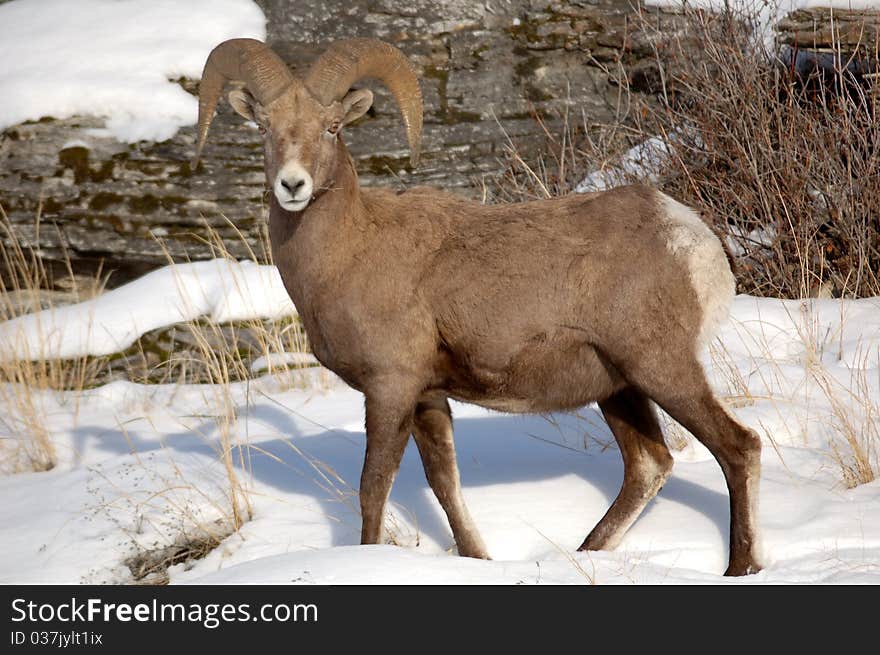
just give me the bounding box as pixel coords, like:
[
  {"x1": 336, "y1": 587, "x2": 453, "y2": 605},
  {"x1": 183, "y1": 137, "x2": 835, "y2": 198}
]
[
  {"x1": 0, "y1": 259, "x2": 295, "y2": 361},
  {"x1": 0, "y1": 0, "x2": 266, "y2": 142},
  {"x1": 575, "y1": 137, "x2": 671, "y2": 193}
]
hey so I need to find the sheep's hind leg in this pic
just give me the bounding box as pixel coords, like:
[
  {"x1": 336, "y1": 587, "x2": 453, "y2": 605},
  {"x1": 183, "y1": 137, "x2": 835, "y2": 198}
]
[
  {"x1": 578, "y1": 387, "x2": 673, "y2": 552},
  {"x1": 650, "y1": 386, "x2": 762, "y2": 576},
  {"x1": 629, "y1": 356, "x2": 763, "y2": 576},
  {"x1": 413, "y1": 395, "x2": 489, "y2": 559}
]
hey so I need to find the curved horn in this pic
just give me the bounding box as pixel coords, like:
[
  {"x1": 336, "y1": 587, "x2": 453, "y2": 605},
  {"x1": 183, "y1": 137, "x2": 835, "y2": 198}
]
[
  {"x1": 192, "y1": 38, "x2": 294, "y2": 168},
  {"x1": 304, "y1": 38, "x2": 423, "y2": 166}
]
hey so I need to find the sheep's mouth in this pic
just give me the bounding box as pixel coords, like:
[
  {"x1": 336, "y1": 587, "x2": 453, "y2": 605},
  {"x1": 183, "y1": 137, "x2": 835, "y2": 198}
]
[{"x1": 280, "y1": 197, "x2": 310, "y2": 212}]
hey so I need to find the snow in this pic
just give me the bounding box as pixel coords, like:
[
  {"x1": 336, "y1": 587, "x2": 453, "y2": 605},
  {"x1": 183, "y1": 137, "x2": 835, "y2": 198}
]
[
  {"x1": 0, "y1": 0, "x2": 266, "y2": 142},
  {"x1": 0, "y1": 259, "x2": 295, "y2": 361},
  {"x1": 575, "y1": 137, "x2": 670, "y2": 193},
  {"x1": 1, "y1": 265, "x2": 879, "y2": 584}
]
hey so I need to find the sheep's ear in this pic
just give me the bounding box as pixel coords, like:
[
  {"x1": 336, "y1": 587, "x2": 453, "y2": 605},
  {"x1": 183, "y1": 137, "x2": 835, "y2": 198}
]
[
  {"x1": 341, "y1": 89, "x2": 373, "y2": 127},
  {"x1": 228, "y1": 89, "x2": 258, "y2": 122}
]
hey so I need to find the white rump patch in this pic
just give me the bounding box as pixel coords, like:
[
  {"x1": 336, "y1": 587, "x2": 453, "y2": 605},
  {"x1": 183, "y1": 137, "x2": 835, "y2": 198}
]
[{"x1": 658, "y1": 192, "x2": 736, "y2": 349}]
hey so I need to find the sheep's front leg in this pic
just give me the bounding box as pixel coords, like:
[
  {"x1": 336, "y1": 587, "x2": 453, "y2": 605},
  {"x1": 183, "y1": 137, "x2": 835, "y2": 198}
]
[{"x1": 359, "y1": 384, "x2": 418, "y2": 545}]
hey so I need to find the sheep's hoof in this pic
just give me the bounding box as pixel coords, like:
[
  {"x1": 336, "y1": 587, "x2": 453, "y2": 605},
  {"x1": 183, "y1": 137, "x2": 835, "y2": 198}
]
[
  {"x1": 456, "y1": 546, "x2": 491, "y2": 560},
  {"x1": 723, "y1": 559, "x2": 762, "y2": 576}
]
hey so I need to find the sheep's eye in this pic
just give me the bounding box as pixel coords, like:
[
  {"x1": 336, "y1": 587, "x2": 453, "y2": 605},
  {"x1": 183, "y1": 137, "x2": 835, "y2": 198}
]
[
  {"x1": 326, "y1": 121, "x2": 340, "y2": 136},
  {"x1": 257, "y1": 124, "x2": 266, "y2": 135}
]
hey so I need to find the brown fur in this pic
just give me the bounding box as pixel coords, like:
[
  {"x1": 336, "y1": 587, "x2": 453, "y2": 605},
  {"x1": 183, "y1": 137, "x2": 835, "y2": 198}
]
[{"x1": 209, "y1": 73, "x2": 763, "y2": 576}]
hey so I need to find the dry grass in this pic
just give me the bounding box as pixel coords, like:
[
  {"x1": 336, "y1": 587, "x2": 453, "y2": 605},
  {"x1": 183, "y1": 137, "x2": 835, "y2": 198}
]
[
  {"x1": 125, "y1": 533, "x2": 229, "y2": 585},
  {"x1": 809, "y1": 346, "x2": 879, "y2": 488},
  {"x1": 84, "y1": 429, "x2": 244, "y2": 584},
  {"x1": 0, "y1": 204, "x2": 108, "y2": 471},
  {"x1": 478, "y1": 100, "x2": 630, "y2": 206}
]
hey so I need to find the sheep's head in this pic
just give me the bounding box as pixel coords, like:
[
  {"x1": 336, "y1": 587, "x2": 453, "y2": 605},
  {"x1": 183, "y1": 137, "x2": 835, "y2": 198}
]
[
  {"x1": 226, "y1": 81, "x2": 374, "y2": 212},
  {"x1": 192, "y1": 38, "x2": 422, "y2": 213}
]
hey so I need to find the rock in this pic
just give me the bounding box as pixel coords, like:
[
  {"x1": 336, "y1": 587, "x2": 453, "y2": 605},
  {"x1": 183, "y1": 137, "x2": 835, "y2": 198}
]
[{"x1": 776, "y1": 8, "x2": 880, "y2": 50}]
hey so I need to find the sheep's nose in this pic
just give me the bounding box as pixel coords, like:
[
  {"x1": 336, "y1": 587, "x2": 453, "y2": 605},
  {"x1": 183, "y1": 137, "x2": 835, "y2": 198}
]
[{"x1": 280, "y1": 178, "x2": 305, "y2": 195}]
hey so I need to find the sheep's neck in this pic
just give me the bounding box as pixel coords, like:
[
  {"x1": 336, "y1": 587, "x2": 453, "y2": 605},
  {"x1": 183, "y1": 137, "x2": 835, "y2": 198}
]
[{"x1": 268, "y1": 148, "x2": 364, "y2": 312}]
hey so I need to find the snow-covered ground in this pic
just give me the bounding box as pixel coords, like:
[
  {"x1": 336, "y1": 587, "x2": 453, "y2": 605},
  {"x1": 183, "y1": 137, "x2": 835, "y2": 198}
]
[
  {"x1": 0, "y1": 262, "x2": 878, "y2": 584},
  {"x1": 0, "y1": 0, "x2": 265, "y2": 142}
]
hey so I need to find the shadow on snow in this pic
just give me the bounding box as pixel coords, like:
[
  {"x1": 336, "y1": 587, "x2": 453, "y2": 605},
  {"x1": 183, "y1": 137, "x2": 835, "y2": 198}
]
[{"x1": 70, "y1": 398, "x2": 730, "y2": 556}]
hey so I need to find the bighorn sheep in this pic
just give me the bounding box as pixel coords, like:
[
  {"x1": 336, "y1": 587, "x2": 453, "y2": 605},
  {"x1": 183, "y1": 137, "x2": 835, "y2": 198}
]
[{"x1": 191, "y1": 38, "x2": 763, "y2": 575}]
